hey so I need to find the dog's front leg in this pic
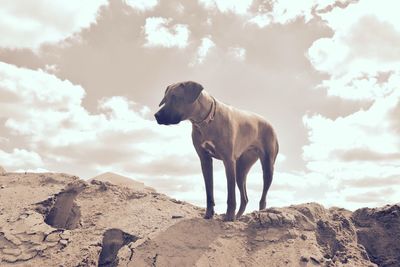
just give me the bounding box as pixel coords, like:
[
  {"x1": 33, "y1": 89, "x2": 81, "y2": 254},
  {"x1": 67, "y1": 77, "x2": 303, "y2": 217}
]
[
  {"x1": 199, "y1": 154, "x2": 215, "y2": 219},
  {"x1": 223, "y1": 159, "x2": 236, "y2": 221}
]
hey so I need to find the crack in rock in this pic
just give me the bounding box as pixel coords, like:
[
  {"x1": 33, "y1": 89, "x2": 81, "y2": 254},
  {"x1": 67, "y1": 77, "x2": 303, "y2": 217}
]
[
  {"x1": 36, "y1": 182, "x2": 86, "y2": 230},
  {"x1": 98, "y1": 228, "x2": 138, "y2": 267}
]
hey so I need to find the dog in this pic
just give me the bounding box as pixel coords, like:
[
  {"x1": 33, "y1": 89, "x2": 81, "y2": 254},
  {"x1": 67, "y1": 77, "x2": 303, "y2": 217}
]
[{"x1": 154, "y1": 81, "x2": 279, "y2": 221}]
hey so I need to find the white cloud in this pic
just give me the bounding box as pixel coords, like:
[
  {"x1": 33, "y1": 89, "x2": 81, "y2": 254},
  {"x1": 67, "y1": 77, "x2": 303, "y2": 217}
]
[
  {"x1": 302, "y1": 0, "x2": 400, "y2": 209},
  {"x1": 124, "y1": 0, "x2": 159, "y2": 11},
  {"x1": 308, "y1": 0, "x2": 400, "y2": 100},
  {"x1": 0, "y1": 149, "x2": 43, "y2": 170},
  {"x1": 199, "y1": 0, "x2": 253, "y2": 15},
  {"x1": 303, "y1": 90, "x2": 400, "y2": 161},
  {"x1": 143, "y1": 17, "x2": 190, "y2": 49},
  {"x1": 0, "y1": 61, "x2": 195, "y2": 177},
  {"x1": 191, "y1": 36, "x2": 215, "y2": 65},
  {"x1": 248, "y1": 0, "x2": 339, "y2": 27},
  {"x1": 0, "y1": 0, "x2": 108, "y2": 49},
  {"x1": 247, "y1": 14, "x2": 272, "y2": 28}
]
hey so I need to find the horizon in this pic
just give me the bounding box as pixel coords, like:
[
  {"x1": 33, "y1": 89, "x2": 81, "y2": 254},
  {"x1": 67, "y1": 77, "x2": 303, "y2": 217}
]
[{"x1": 0, "y1": 0, "x2": 399, "y2": 213}]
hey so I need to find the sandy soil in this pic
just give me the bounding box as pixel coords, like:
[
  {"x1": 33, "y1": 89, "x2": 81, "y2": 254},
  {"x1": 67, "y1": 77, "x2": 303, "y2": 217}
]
[{"x1": 0, "y1": 168, "x2": 399, "y2": 267}]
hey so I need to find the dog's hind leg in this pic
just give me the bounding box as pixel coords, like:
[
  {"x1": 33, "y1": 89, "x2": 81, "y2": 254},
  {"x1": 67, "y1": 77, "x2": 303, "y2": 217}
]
[
  {"x1": 236, "y1": 150, "x2": 258, "y2": 218},
  {"x1": 259, "y1": 153, "x2": 275, "y2": 210}
]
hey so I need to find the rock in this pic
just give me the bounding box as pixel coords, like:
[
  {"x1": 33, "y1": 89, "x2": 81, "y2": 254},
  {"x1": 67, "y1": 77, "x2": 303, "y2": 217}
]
[
  {"x1": 98, "y1": 229, "x2": 138, "y2": 267},
  {"x1": 2, "y1": 248, "x2": 22, "y2": 256},
  {"x1": 300, "y1": 255, "x2": 309, "y2": 262},
  {"x1": 3, "y1": 232, "x2": 22, "y2": 245},
  {"x1": 170, "y1": 199, "x2": 183, "y2": 204},
  {"x1": 0, "y1": 171, "x2": 398, "y2": 267},
  {"x1": 254, "y1": 235, "x2": 265, "y2": 242},
  {"x1": 60, "y1": 230, "x2": 71, "y2": 240},
  {"x1": 18, "y1": 250, "x2": 38, "y2": 261},
  {"x1": 45, "y1": 232, "x2": 61, "y2": 242},
  {"x1": 352, "y1": 204, "x2": 400, "y2": 267},
  {"x1": 34, "y1": 244, "x2": 49, "y2": 251},
  {"x1": 310, "y1": 256, "x2": 321, "y2": 264},
  {"x1": 2, "y1": 255, "x2": 18, "y2": 263}
]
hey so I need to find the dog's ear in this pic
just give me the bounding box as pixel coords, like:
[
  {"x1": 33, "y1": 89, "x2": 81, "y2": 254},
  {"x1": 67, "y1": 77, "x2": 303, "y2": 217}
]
[
  {"x1": 159, "y1": 86, "x2": 171, "y2": 106},
  {"x1": 182, "y1": 81, "x2": 204, "y2": 104}
]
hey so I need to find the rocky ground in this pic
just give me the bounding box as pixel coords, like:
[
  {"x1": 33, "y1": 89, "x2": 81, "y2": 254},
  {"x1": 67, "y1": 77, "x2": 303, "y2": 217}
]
[{"x1": 0, "y1": 168, "x2": 399, "y2": 267}]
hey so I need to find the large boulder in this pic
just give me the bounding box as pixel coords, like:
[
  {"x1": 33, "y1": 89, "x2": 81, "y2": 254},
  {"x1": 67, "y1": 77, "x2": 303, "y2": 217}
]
[{"x1": 352, "y1": 204, "x2": 400, "y2": 267}]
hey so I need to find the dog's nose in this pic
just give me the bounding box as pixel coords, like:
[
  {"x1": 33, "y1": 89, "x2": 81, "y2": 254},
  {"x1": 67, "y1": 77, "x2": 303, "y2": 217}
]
[{"x1": 154, "y1": 112, "x2": 161, "y2": 123}]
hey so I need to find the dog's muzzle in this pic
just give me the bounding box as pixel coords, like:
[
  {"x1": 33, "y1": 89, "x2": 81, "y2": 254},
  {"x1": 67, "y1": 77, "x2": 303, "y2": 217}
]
[{"x1": 154, "y1": 111, "x2": 181, "y2": 125}]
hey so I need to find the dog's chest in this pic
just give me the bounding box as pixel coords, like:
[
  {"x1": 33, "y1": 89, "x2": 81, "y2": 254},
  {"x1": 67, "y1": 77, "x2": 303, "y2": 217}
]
[{"x1": 201, "y1": 141, "x2": 218, "y2": 158}]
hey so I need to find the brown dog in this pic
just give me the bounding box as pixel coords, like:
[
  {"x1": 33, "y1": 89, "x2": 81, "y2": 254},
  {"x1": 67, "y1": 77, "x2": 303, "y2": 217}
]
[{"x1": 155, "y1": 81, "x2": 279, "y2": 221}]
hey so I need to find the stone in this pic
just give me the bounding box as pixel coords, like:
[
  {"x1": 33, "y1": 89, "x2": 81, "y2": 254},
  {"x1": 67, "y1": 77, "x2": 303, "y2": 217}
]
[
  {"x1": 254, "y1": 235, "x2": 265, "y2": 242},
  {"x1": 45, "y1": 232, "x2": 61, "y2": 242},
  {"x1": 3, "y1": 232, "x2": 22, "y2": 245},
  {"x1": 60, "y1": 230, "x2": 71, "y2": 240},
  {"x1": 300, "y1": 256, "x2": 309, "y2": 262},
  {"x1": 2, "y1": 255, "x2": 18, "y2": 263},
  {"x1": 18, "y1": 250, "x2": 38, "y2": 261},
  {"x1": 2, "y1": 248, "x2": 22, "y2": 256}
]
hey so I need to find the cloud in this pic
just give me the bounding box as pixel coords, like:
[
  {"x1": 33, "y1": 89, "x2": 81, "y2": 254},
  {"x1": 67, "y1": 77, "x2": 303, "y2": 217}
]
[
  {"x1": 303, "y1": 90, "x2": 400, "y2": 162},
  {"x1": 339, "y1": 187, "x2": 398, "y2": 209},
  {"x1": 335, "y1": 148, "x2": 400, "y2": 162},
  {"x1": 343, "y1": 175, "x2": 400, "y2": 189},
  {"x1": 0, "y1": 0, "x2": 108, "y2": 49},
  {"x1": 191, "y1": 36, "x2": 215, "y2": 65},
  {"x1": 0, "y1": 148, "x2": 43, "y2": 170},
  {"x1": 143, "y1": 17, "x2": 190, "y2": 48},
  {"x1": 199, "y1": 0, "x2": 253, "y2": 15},
  {"x1": 247, "y1": 0, "x2": 351, "y2": 27},
  {"x1": 0, "y1": 61, "x2": 196, "y2": 180},
  {"x1": 308, "y1": 0, "x2": 400, "y2": 100},
  {"x1": 302, "y1": 0, "x2": 400, "y2": 209},
  {"x1": 124, "y1": 0, "x2": 159, "y2": 11}
]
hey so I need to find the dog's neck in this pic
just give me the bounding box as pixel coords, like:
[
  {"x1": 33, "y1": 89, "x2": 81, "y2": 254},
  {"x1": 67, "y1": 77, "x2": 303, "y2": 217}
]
[{"x1": 189, "y1": 91, "x2": 216, "y2": 127}]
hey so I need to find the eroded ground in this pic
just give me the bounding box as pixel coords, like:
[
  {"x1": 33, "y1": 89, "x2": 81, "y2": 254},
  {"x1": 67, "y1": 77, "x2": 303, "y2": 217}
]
[{"x1": 0, "y1": 171, "x2": 399, "y2": 267}]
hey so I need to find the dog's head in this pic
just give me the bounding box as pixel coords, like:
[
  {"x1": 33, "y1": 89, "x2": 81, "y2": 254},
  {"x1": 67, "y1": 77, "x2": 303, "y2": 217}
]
[{"x1": 154, "y1": 81, "x2": 203, "y2": 125}]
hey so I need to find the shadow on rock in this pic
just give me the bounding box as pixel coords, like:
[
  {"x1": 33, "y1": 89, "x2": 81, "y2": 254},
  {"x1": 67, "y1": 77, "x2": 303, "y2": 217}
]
[
  {"x1": 98, "y1": 228, "x2": 138, "y2": 267},
  {"x1": 352, "y1": 204, "x2": 400, "y2": 267},
  {"x1": 36, "y1": 181, "x2": 87, "y2": 230}
]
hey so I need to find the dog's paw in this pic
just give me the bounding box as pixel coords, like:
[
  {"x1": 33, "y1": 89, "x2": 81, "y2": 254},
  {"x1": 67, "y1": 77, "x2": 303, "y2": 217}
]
[
  {"x1": 223, "y1": 212, "x2": 236, "y2": 222},
  {"x1": 204, "y1": 209, "x2": 214, "y2": 219}
]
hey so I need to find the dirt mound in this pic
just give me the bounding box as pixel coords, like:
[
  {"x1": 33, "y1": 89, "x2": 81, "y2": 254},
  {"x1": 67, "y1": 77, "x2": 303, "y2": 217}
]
[
  {"x1": 88, "y1": 172, "x2": 154, "y2": 192},
  {"x1": 129, "y1": 204, "x2": 375, "y2": 266},
  {"x1": 352, "y1": 204, "x2": 400, "y2": 267},
  {"x1": 1, "y1": 172, "x2": 399, "y2": 266}
]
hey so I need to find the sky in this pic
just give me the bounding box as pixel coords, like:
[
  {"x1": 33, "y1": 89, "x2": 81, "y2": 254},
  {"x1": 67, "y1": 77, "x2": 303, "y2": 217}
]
[{"x1": 0, "y1": 0, "x2": 399, "y2": 213}]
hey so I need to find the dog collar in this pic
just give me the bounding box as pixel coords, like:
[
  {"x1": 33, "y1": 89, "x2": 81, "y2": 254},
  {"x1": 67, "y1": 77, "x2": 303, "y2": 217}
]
[{"x1": 191, "y1": 96, "x2": 216, "y2": 128}]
